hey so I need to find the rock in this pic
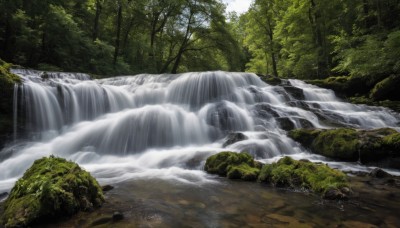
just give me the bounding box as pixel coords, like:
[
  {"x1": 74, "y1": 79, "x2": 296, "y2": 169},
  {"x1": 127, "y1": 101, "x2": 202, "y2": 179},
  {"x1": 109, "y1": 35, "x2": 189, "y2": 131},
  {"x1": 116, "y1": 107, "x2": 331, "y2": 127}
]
[
  {"x1": 112, "y1": 211, "x2": 124, "y2": 221},
  {"x1": 257, "y1": 74, "x2": 282, "y2": 86},
  {"x1": 0, "y1": 59, "x2": 21, "y2": 150},
  {"x1": 369, "y1": 168, "x2": 392, "y2": 178},
  {"x1": 258, "y1": 156, "x2": 350, "y2": 199},
  {"x1": 204, "y1": 151, "x2": 261, "y2": 181},
  {"x1": 276, "y1": 117, "x2": 295, "y2": 131},
  {"x1": 323, "y1": 188, "x2": 347, "y2": 200},
  {"x1": 222, "y1": 132, "x2": 248, "y2": 147},
  {"x1": 283, "y1": 86, "x2": 305, "y2": 100},
  {"x1": 91, "y1": 216, "x2": 112, "y2": 226},
  {"x1": 297, "y1": 118, "x2": 314, "y2": 129},
  {"x1": 288, "y1": 128, "x2": 400, "y2": 168},
  {"x1": 1, "y1": 156, "x2": 104, "y2": 228},
  {"x1": 370, "y1": 74, "x2": 400, "y2": 101},
  {"x1": 102, "y1": 185, "x2": 114, "y2": 192},
  {"x1": 0, "y1": 192, "x2": 8, "y2": 201}
]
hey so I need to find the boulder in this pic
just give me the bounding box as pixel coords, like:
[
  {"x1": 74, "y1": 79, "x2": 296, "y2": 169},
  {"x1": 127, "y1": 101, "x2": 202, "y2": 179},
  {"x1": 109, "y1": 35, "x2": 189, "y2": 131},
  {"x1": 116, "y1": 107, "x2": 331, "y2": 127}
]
[
  {"x1": 258, "y1": 156, "x2": 350, "y2": 199},
  {"x1": 222, "y1": 132, "x2": 248, "y2": 147},
  {"x1": 370, "y1": 74, "x2": 400, "y2": 101},
  {"x1": 369, "y1": 168, "x2": 392, "y2": 178},
  {"x1": 204, "y1": 152, "x2": 261, "y2": 181},
  {"x1": 288, "y1": 128, "x2": 400, "y2": 168},
  {"x1": 257, "y1": 74, "x2": 282, "y2": 86},
  {"x1": 283, "y1": 86, "x2": 305, "y2": 100},
  {"x1": 0, "y1": 59, "x2": 21, "y2": 149},
  {"x1": 276, "y1": 117, "x2": 295, "y2": 131},
  {"x1": 1, "y1": 156, "x2": 104, "y2": 227}
]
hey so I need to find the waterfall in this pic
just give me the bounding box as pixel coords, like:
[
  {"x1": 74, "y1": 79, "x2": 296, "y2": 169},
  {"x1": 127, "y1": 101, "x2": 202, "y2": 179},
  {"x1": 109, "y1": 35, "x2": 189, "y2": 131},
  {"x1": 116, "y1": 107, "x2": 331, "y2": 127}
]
[{"x1": 0, "y1": 70, "x2": 399, "y2": 191}]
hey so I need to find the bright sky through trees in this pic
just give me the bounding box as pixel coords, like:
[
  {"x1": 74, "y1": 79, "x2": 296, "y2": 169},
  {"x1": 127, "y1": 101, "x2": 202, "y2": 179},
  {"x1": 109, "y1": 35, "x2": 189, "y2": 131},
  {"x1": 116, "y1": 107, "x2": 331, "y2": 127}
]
[{"x1": 223, "y1": 0, "x2": 252, "y2": 14}]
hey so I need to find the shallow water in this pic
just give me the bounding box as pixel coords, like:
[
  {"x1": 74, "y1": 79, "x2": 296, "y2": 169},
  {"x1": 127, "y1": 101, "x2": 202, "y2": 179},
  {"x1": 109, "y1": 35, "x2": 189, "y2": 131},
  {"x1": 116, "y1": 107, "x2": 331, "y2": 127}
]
[{"x1": 38, "y1": 175, "x2": 400, "y2": 228}]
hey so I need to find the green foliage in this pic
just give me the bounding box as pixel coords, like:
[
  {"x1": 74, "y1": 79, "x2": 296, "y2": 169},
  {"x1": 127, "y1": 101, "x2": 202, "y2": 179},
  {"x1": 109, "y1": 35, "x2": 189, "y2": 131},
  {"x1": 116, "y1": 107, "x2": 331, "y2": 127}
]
[
  {"x1": 204, "y1": 151, "x2": 261, "y2": 181},
  {"x1": 0, "y1": 0, "x2": 243, "y2": 75},
  {"x1": 1, "y1": 156, "x2": 104, "y2": 228},
  {"x1": 258, "y1": 157, "x2": 349, "y2": 196}
]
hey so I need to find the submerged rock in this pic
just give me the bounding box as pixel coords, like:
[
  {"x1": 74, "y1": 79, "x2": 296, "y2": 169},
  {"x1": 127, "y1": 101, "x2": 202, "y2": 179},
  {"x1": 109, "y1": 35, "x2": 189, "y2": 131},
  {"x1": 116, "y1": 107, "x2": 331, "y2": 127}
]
[
  {"x1": 258, "y1": 157, "x2": 350, "y2": 199},
  {"x1": 222, "y1": 132, "x2": 248, "y2": 147},
  {"x1": 288, "y1": 128, "x2": 400, "y2": 168},
  {"x1": 102, "y1": 185, "x2": 114, "y2": 192},
  {"x1": 1, "y1": 156, "x2": 104, "y2": 228},
  {"x1": 204, "y1": 152, "x2": 261, "y2": 181}
]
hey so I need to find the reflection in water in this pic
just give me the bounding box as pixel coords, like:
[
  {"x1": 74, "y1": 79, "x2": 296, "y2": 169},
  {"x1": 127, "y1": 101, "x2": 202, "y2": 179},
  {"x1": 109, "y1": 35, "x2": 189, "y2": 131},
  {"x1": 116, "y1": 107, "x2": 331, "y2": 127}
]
[{"x1": 42, "y1": 177, "x2": 400, "y2": 227}]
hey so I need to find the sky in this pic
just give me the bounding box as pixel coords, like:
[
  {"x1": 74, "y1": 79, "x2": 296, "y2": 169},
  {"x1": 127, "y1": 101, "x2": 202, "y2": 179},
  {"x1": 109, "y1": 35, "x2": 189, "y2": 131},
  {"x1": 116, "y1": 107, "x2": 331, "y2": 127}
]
[{"x1": 222, "y1": 0, "x2": 252, "y2": 15}]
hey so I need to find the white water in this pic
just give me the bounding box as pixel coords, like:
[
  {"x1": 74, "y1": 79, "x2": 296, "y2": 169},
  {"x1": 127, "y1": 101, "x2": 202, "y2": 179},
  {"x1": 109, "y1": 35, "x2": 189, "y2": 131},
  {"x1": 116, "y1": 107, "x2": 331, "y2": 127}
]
[{"x1": 0, "y1": 70, "x2": 399, "y2": 192}]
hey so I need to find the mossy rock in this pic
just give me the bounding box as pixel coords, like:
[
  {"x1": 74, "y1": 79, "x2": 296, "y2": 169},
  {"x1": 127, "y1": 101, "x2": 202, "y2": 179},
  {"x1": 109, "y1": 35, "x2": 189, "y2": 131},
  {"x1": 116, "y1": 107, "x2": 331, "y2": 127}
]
[
  {"x1": 204, "y1": 152, "x2": 261, "y2": 181},
  {"x1": 312, "y1": 128, "x2": 360, "y2": 160},
  {"x1": 370, "y1": 75, "x2": 400, "y2": 101},
  {"x1": 306, "y1": 75, "x2": 373, "y2": 98},
  {"x1": 258, "y1": 157, "x2": 349, "y2": 199},
  {"x1": 0, "y1": 59, "x2": 21, "y2": 149},
  {"x1": 1, "y1": 156, "x2": 104, "y2": 228},
  {"x1": 289, "y1": 128, "x2": 400, "y2": 167},
  {"x1": 257, "y1": 74, "x2": 282, "y2": 86}
]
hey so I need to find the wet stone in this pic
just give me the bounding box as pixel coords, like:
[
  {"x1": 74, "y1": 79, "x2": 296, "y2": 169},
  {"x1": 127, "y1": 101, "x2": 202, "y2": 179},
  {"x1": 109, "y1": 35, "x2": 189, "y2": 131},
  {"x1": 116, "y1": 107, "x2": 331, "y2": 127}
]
[
  {"x1": 223, "y1": 132, "x2": 248, "y2": 147},
  {"x1": 369, "y1": 168, "x2": 392, "y2": 178},
  {"x1": 102, "y1": 185, "x2": 114, "y2": 192},
  {"x1": 113, "y1": 211, "x2": 124, "y2": 221},
  {"x1": 91, "y1": 216, "x2": 112, "y2": 226},
  {"x1": 0, "y1": 192, "x2": 8, "y2": 201}
]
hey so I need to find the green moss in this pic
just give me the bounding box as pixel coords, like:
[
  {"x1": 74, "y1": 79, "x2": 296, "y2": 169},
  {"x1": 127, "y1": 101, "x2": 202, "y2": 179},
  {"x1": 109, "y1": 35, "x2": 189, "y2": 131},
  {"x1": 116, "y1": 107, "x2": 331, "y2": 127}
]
[
  {"x1": 383, "y1": 133, "x2": 400, "y2": 151},
  {"x1": 307, "y1": 75, "x2": 373, "y2": 98},
  {"x1": 288, "y1": 129, "x2": 322, "y2": 148},
  {"x1": 258, "y1": 157, "x2": 349, "y2": 197},
  {"x1": 289, "y1": 128, "x2": 359, "y2": 160},
  {"x1": 204, "y1": 152, "x2": 261, "y2": 181},
  {"x1": 370, "y1": 75, "x2": 400, "y2": 101},
  {"x1": 312, "y1": 128, "x2": 359, "y2": 160},
  {"x1": 1, "y1": 156, "x2": 104, "y2": 228},
  {"x1": 258, "y1": 74, "x2": 282, "y2": 85},
  {"x1": 289, "y1": 128, "x2": 400, "y2": 166},
  {"x1": 0, "y1": 59, "x2": 21, "y2": 85},
  {"x1": 227, "y1": 163, "x2": 260, "y2": 181}
]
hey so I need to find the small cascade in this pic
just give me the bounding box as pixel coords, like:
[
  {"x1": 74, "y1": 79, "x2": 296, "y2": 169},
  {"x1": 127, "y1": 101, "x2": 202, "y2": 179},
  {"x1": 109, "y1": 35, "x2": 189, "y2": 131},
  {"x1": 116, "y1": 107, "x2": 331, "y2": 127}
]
[
  {"x1": 12, "y1": 84, "x2": 18, "y2": 142},
  {"x1": 0, "y1": 70, "x2": 399, "y2": 191}
]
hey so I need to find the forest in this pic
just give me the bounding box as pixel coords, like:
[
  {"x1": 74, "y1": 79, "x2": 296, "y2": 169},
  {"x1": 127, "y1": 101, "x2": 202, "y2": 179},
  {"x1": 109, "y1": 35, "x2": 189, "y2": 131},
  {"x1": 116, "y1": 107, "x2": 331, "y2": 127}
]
[{"x1": 1, "y1": 0, "x2": 399, "y2": 79}]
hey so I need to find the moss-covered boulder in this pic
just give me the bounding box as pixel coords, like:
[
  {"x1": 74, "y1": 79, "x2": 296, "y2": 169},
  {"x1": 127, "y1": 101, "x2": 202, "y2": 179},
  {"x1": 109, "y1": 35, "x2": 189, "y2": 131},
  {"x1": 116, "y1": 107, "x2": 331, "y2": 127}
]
[
  {"x1": 258, "y1": 157, "x2": 350, "y2": 199},
  {"x1": 257, "y1": 74, "x2": 282, "y2": 86},
  {"x1": 204, "y1": 152, "x2": 261, "y2": 181},
  {"x1": 1, "y1": 156, "x2": 104, "y2": 228},
  {"x1": 370, "y1": 75, "x2": 400, "y2": 101},
  {"x1": 0, "y1": 59, "x2": 21, "y2": 149},
  {"x1": 306, "y1": 75, "x2": 372, "y2": 98},
  {"x1": 288, "y1": 128, "x2": 400, "y2": 168}
]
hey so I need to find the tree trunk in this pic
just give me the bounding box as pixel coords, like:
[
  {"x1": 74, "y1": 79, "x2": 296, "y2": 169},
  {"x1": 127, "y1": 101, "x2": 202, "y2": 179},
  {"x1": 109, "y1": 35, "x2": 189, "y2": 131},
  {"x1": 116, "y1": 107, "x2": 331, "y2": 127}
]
[
  {"x1": 92, "y1": 0, "x2": 102, "y2": 41},
  {"x1": 113, "y1": 1, "x2": 122, "y2": 66}
]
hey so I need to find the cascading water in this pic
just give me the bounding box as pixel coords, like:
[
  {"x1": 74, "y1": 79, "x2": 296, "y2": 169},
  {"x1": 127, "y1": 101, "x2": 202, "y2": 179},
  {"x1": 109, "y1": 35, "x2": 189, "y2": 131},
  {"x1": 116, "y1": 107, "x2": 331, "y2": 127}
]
[{"x1": 0, "y1": 70, "x2": 399, "y2": 192}]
